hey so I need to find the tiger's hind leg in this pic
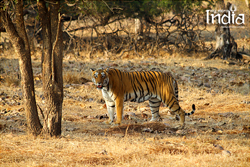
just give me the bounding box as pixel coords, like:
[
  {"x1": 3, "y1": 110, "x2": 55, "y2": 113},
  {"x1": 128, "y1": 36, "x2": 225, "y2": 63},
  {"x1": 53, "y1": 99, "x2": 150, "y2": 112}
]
[
  {"x1": 149, "y1": 98, "x2": 161, "y2": 122},
  {"x1": 175, "y1": 109, "x2": 185, "y2": 129},
  {"x1": 173, "y1": 105, "x2": 195, "y2": 129}
]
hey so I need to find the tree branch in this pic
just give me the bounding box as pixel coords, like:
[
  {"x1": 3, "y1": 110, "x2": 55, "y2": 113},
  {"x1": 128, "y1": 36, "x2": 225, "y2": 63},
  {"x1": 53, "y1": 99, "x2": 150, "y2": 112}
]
[{"x1": 52, "y1": 13, "x2": 64, "y2": 82}]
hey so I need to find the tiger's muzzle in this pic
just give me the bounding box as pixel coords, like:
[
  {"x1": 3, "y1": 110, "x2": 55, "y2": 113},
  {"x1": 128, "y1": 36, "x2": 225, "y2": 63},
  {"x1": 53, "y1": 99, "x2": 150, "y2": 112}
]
[{"x1": 96, "y1": 83, "x2": 103, "y2": 89}]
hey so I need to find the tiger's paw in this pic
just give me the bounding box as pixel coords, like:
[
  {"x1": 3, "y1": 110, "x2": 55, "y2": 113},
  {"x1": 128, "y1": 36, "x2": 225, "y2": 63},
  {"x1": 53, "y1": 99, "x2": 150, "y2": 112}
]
[
  {"x1": 149, "y1": 117, "x2": 162, "y2": 122},
  {"x1": 105, "y1": 120, "x2": 113, "y2": 125},
  {"x1": 111, "y1": 121, "x2": 121, "y2": 126},
  {"x1": 175, "y1": 124, "x2": 185, "y2": 130}
]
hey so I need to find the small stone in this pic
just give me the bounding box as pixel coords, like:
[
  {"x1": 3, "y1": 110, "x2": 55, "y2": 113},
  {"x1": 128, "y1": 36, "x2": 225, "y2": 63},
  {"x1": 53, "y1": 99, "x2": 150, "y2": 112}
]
[
  {"x1": 100, "y1": 104, "x2": 107, "y2": 109},
  {"x1": 213, "y1": 144, "x2": 224, "y2": 150},
  {"x1": 99, "y1": 150, "x2": 108, "y2": 155},
  {"x1": 163, "y1": 123, "x2": 171, "y2": 127},
  {"x1": 176, "y1": 130, "x2": 185, "y2": 135},
  {"x1": 197, "y1": 82, "x2": 203, "y2": 87},
  {"x1": 66, "y1": 127, "x2": 79, "y2": 131},
  {"x1": 87, "y1": 115, "x2": 94, "y2": 119},
  {"x1": 216, "y1": 122, "x2": 226, "y2": 126},
  {"x1": 95, "y1": 114, "x2": 108, "y2": 119},
  {"x1": 141, "y1": 113, "x2": 148, "y2": 119},
  {"x1": 65, "y1": 84, "x2": 70, "y2": 88},
  {"x1": 0, "y1": 97, "x2": 6, "y2": 101},
  {"x1": 244, "y1": 60, "x2": 249, "y2": 64},
  {"x1": 142, "y1": 128, "x2": 153, "y2": 133},
  {"x1": 126, "y1": 112, "x2": 136, "y2": 116},
  {"x1": 217, "y1": 130, "x2": 223, "y2": 134},
  {"x1": 222, "y1": 150, "x2": 231, "y2": 156},
  {"x1": 204, "y1": 83, "x2": 211, "y2": 88}
]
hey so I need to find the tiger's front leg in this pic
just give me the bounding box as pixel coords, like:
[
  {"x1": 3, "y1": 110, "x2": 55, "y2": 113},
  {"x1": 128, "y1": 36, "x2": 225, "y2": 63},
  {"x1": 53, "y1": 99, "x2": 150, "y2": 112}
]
[
  {"x1": 105, "y1": 100, "x2": 115, "y2": 124},
  {"x1": 113, "y1": 97, "x2": 124, "y2": 125}
]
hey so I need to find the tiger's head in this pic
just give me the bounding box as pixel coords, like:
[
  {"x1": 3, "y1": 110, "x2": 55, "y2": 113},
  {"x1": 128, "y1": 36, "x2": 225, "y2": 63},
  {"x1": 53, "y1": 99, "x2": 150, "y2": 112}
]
[{"x1": 90, "y1": 68, "x2": 109, "y2": 90}]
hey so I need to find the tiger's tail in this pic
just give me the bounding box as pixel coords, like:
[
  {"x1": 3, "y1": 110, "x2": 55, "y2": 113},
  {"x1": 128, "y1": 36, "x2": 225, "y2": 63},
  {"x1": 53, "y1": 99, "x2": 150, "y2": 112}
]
[{"x1": 185, "y1": 104, "x2": 195, "y2": 116}]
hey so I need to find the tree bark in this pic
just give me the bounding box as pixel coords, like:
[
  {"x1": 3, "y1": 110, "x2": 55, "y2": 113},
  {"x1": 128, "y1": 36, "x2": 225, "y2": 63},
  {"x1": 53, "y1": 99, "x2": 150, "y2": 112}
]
[
  {"x1": 0, "y1": 0, "x2": 42, "y2": 136},
  {"x1": 135, "y1": 18, "x2": 143, "y2": 35},
  {"x1": 49, "y1": 0, "x2": 63, "y2": 136}
]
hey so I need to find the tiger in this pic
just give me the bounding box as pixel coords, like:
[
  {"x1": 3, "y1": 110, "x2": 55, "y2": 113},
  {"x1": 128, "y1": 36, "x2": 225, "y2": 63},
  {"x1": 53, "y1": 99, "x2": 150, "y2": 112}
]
[{"x1": 90, "y1": 68, "x2": 195, "y2": 129}]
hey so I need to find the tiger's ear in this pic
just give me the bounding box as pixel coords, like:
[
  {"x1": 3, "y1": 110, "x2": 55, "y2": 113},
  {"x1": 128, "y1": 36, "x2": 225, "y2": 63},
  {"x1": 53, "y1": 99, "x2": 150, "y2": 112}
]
[
  {"x1": 105, "y1": 68, "x2": 109, "y2": 73},
  {"x1": 90, "y1": 68, "x2": 95, "y2": 72}
]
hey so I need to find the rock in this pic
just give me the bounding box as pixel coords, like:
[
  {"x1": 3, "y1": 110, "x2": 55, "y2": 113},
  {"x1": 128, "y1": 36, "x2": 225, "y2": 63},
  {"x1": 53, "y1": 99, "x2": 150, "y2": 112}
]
[
  {"x1": 124, "y1": 112, "x2": 136, "y2": 120},
  {"x1": 112, "y1": 133, "x2": 124, "y2": 138},
  {"x1": 141, "y1": 113, "x2": 148, "y2": 119},
  {"x1": 224, "y1": 61, "x2": 235, "y2": 65},
  {"x1": 222, "y1": 150, "x2": 231, "y2": 156},
  {"x1": 65, "y1": 84, "x2": 70, "y2": 88},
  {"x1": 0, "y1": 97, "x2": 6, "y2": 101},
  {"x1": 124, "y1": 114, "x2": 129, "y2": 120},
  {"x1": 219, "y1": 112, "x2": 238, "y2": 118},
  {"x1": 204, "y1": 103, "x2": 210, "y2": 106},
  {"x1": 180, "y1": 76, "x2": 189, "y2": 82},
  {"x1": 197, "y1": 82, "x2": 203, "y2": 87},
  {"x1": 186, "y1": 121, "x2": 197, "y2": 125},
  {"x1": 126, "y1": 112, "x2": 136, "y2": 116},
  {"x1": 242, "y1": 125, "x2": 250, "y2": 131},
  {"x1": 10, "y1": 127, "x2": 24, "y2": 133},
  {"x1": 204, "y1": 83, "x2": 211, "y2": 88},
  {"x1": 213, "y1": 144, "x2": 224, "y2": 150},
  {"x1": 97, "y1": 98, "x2": 105, "y2": 104},
  {"x1": 215, "y1": 122, "x2": 226, "y2": 126},
  {"x1": 0, "y1": 123, "x2": 6, "y2": 130},
  {"x1": 163, "y1": 123, "x2": 171, "y2": 127},
  {"x1": 176, "y1": 130, "x2": 186, "y2": 135},
  {"x1": 87, "y1": 115, "x2": 95, "y2": 119},
  {"x1": 243, "y1": 59, "x2": 249, "y2": 64},
  {"x1": 100, "y1": 104, "x2": 107, "y2": 109},
  {"x1": 217, "y1": 130, "x2": 223, "y2": 134},
  {"x1": 88, "y1": 98, "x2": 94, "y2": 102},
  {"x1": 79, "y1": 77, "x2": 91, "y2": 84},
  {"x1": 236, "y1": 81, "x2": 244, "y2": 87},
  {"x1": 95, "y1": 114, "x2": 108, "y2": 119},
  {"x1": 66, "y1": 127, "x2": 80, "y2": 131},
  {"x1": 187, "y1": 128, "x2": 197, "y2": 134},
  {"x1": 211, "y1": 71, "x2": 219, "y2": 77},
  {"x1": 211, "y1": 128, "x2": 216, "y2": 132},
  {"x1": 98, "y1": 150, "x2": 108, "y2": 155},
  {"x1": 142, "y1": 128, "x2": 153, "y2": 133}
]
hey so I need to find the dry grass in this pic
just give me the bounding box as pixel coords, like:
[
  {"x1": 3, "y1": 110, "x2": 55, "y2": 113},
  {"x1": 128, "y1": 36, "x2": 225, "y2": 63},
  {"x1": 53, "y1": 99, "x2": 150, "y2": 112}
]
[
  {"x1": 3, "y1": 76, "x2": 20, "y2": 87},
  {"x1": 0, "y1": 50, "x2": 249, "y2": 166},
  {"x1": 0, "y1": 133, "x2": 249, "y2": 167},
  {"x1": 63, "y1": 71, "x2": 91, "y2": 85},
  {"x1": 64, "y1": 72, "x2": 82, "y2": 84}
]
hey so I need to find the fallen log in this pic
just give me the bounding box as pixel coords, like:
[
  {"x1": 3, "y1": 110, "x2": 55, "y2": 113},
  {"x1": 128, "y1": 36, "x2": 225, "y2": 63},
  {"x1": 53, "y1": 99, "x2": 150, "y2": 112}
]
[{"x1": 238, "y1": 52, "x2": 250, "y2": 61}]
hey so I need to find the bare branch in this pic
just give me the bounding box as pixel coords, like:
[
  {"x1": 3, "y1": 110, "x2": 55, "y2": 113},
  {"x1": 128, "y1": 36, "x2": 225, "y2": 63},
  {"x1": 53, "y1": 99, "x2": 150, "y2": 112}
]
[{"x1": 52, "y1": 13, "x2": 64, "y2": 82}]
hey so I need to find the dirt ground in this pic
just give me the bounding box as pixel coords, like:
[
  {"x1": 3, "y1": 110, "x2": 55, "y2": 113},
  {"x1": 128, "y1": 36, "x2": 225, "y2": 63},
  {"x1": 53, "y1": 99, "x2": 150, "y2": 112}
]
[{"x1": 0, "y1": 42, "x2": 250, "y2": 166}]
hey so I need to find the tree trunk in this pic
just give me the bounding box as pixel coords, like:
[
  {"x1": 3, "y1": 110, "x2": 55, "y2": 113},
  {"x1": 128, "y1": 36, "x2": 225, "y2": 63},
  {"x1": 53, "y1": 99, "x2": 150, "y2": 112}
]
[
  {"x1": 135, "y1": 18, "x2": 143, "y2": 35},
  {"x1": 0, "y1": 0, "x2": 42, "y2": 136},
  {"x1": 49, "y1": 0, "x2": 63, "y2": 136},
  {"x1": 38, "y1": 0, "x2": 63, "y2": 137},
  {"x1": 205, "y1": 1, "x2": 242, "y2": 60},
  {"x1": 245, "y1": 0, "x2": 250, "y2": 9}
]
